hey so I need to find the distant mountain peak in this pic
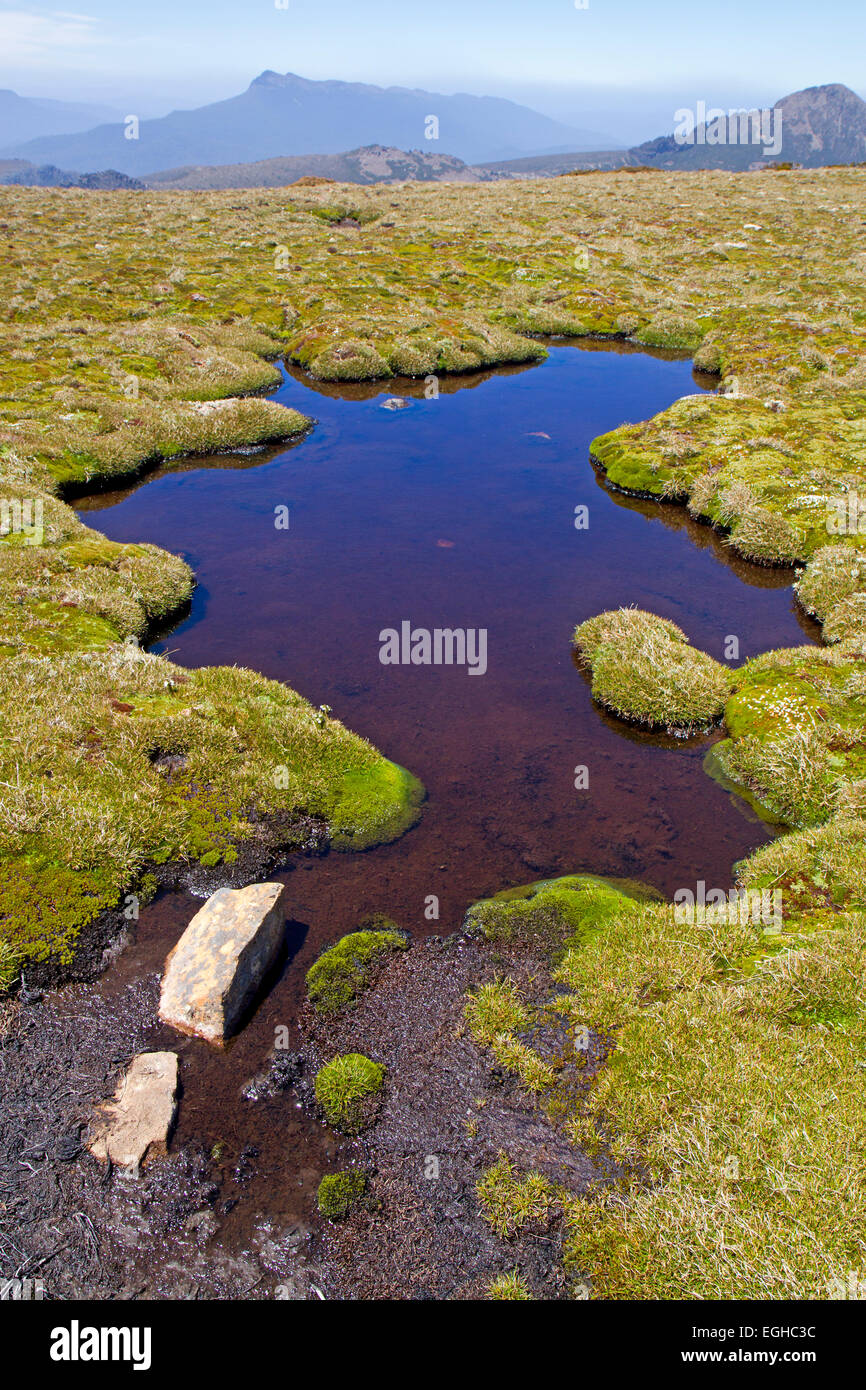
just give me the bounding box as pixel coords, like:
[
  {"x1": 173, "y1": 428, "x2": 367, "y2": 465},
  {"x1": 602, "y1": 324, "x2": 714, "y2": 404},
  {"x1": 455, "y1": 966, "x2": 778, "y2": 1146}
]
[{"x1": 250, "y1": 70, "x2": 302, "y2": 88}]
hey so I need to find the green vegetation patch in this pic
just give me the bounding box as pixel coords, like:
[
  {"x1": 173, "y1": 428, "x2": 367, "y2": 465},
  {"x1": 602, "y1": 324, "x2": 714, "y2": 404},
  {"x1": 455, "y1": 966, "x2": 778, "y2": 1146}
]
[
  {"x1": 306, "y1": 926, "x2": 408, "y2": 1014},
  {"x1": 555, "y1": 890, "x2": 866, "y2": 1299},
  {"x1": 713, "y1": 645, "x2": 866, "y2": 827},
  {"x1": 0, "y1": 642, "x2": 424, "y2": 970},
  {"x1": 477, "y1": 1155, "x2": 558, "y2": 1240},
  {"x1": 316, "y1": 1169, "x2": 368, "y2": 1219},
  {"x1": 591, "y1": 395, "x2": 865, "y2": 567},
  {"x1": 465, "y1": 872, "x2": 652, "y2": 957},
  {"x1": 574, "y1": 607, "x2": 733, "y2": 732},
  {"x1": 796, "y1": 543, "x2": 866, "y2": 648},
  {"x1": 328, "y1": 760, "x2": 425, "y2": 850},
  {"x1": 487, "y1": 1270, "x2": 533, "y2": 1300},
  {"x1": 314, "y1": 1052, "x2": 386, "y2": 1133},
  {"x1": 464, "y1": 977, "x2": 555, "y2": 1095},
  {"x1": 737, "y1": 814, "x2": 866, "y2": 922}
]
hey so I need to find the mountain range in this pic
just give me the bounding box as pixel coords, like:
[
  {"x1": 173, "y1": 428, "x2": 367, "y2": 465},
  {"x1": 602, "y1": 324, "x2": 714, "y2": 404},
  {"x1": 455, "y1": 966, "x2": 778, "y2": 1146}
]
[
  {"x1": 0, "y1": 71, "x2": 615, "y2": 175},
  {"x1": 1, "y1": 80, "x2": 864, "y2": 191},
  {"x1": 483, "y1": 84, "x2": 866, "y2": 177},
  {"x1": 0, "y1": 89, "x2": 120, "y2": 149}
]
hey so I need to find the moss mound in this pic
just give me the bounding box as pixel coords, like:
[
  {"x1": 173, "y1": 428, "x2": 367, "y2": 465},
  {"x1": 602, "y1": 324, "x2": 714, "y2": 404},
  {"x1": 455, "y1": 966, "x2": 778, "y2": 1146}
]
[
  {"x1": 465, "y1": 872, "x2": 655, "y2": 956},
  {"x1": 314, "y1": 1053, "x2": 386, "y2": 1132},
  {"x1": 574, "y1": 608, "x2": 733, "y2": 732},
  {"x1": 306, "y1": 926, "x2": 407, "y2": 1014},
  {"x1": 316, "y1": 1169, "x2": 368, "y2": 1219},
  {"x1": 712, "y1": 646, "x2": 866, "y2": 828},
  {"x1": 328, "y1": 761, "x2": 424, "y2": 850}
]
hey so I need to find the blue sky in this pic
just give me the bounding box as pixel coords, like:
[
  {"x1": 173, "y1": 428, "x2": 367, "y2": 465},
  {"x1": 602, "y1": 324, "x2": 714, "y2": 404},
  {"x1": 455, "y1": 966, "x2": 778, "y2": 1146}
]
[{"x1": 0, "y1": 0, "x2": 862, "y2": 141}]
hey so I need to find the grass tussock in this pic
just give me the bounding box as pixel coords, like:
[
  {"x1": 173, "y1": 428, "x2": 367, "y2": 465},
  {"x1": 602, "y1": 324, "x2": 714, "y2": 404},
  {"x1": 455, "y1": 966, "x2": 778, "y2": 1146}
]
[
  {"x1": 477, "y1": 1154, "x2": 559, "y2": 1240},
  {"x1": 574, "y1": 607, "x2": 733, "y2": 732},
  {"x1": 464, "y1": 978, "x2": 556, "y2": 1095},
  {"x1": 713, "y1": 645, "x2": 866, "y2": 827},
  {"x1": 487, "y1": 1270, "x2": 533, "y2": 1300}
]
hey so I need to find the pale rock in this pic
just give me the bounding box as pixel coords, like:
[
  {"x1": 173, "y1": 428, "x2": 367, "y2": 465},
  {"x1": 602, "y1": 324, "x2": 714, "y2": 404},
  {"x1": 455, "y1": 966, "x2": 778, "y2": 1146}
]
[
  {"x1": 159, "y1": 882, "x2": 288, "y2": 1042},
  {"x1": 88, "y1": 1052, "x2": 178, "y2": 1170}
]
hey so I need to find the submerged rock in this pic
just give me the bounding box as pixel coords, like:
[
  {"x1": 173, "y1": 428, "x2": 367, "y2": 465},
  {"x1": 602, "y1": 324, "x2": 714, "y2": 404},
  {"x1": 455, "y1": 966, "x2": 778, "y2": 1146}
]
[
  {"x1": 159, "y1": 882, "x2": 288, "y2": 1043},
  {"x1": 88, "y1": 1052, "x2": 178, "y2": 1170}
]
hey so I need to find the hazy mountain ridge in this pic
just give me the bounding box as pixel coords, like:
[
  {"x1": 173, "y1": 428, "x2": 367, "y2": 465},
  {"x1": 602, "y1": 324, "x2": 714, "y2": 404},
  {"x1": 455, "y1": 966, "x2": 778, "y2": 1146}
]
[
  {"x1": 0, "y1": 163, "x2": 144, "y2": 190},
  {"x1": 488, "y1": 83, "x2": 866, "y2": 176},
  {"x1": 146, "y1": 144, "x2": 480, "y2": 189},
  {"x1": 0, "y1": 89, "x2": 121, "y2": 149},
  {"x1": 2, "y1": 81, "x2": 862, "y2": 190},
  {"x1": 0, "y1": 71, "x2": 614, "y2": 175},
  {"x1": 135, "y1": 85, "x2": 866, "y2": 188}
]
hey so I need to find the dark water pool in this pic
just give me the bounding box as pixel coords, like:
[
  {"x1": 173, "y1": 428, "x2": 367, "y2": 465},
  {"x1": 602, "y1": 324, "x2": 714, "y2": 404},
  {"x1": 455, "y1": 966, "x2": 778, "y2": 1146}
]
[{"x1": 77, "y1": 341, "x2": 817, "y2": 1240}]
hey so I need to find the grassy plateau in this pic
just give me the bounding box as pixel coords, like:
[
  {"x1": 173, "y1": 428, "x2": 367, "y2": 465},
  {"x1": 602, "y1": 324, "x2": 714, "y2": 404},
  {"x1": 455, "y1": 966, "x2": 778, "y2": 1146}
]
[{"x1": 2, "y1": 167, "x2": 866, "y2": 1297}]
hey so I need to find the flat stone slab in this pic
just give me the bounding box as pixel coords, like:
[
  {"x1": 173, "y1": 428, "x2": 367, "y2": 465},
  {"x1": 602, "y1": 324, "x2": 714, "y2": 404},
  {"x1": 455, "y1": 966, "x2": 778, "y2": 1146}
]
[
  {"x1": 88, "y1": 1052, "x2": 178, "y2": 1170},
  {"x1": 159, "y1": 882, "x2": 288, "y2": 1043}
]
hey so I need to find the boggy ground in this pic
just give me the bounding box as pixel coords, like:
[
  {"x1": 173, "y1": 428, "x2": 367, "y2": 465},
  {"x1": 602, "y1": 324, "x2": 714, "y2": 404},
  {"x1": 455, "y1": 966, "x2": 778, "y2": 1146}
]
[
  {"x1": 298, "y1": 870, "x2": 866, "y2": 1300},
  {"x1": 2, "y1": 167, "x2": 866, "y2": 980},
  {"x1": 299, "y1": 921, "x2": 615, "y2": 1300},
  {"x1": 0, "y1": 979, "x2": 327, "y2": 1300},
  {"x1": 2, "y1": 169, "x2": 866, "y2": 1300}
]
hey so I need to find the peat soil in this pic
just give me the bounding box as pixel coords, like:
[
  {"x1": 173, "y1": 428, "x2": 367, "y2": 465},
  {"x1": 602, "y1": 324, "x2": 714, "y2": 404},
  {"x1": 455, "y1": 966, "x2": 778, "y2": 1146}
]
[
  {"x1": 297, "y1": 927, "x2": 612, "y2": 1300},
  {"x1": 1, "y1": 920, "x2": 607, "y2": 1300}
]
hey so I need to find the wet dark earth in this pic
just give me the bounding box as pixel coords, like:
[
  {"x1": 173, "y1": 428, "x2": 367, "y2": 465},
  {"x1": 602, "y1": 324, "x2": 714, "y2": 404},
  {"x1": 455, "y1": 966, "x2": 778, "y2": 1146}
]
[{"x1": 5, "y1": 341, "x2": 819, "y2": 1298}]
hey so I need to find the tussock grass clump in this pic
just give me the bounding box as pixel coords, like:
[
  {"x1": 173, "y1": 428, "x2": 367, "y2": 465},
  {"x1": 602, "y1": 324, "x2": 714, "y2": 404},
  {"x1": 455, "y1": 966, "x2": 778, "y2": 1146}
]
[
  {"x1": 0, "y1": 938, "x2": 21, "y2": 995},
  {"x1": 316, "y1": 1169, "x2": 368, "y2": 1219},
  {"x1": 477, "y1": 1155, "x2": 558, "y2": 1239},
  {"x1": 592, "y1": 397, "x2": 859, "y2": 567},
  {"x1": 50, "y1": 397, "x2": 310, "y2": 492},
  {"x1": 737, "y1": 814, "x2": 866, "y2": 920},
  {"x1": 314, "y1": 1053, "x2": 386, "y2": 1133},
  {"x1": 713, "y1": 646, "x2": 866, "y2": 827},
  {"x1": 574, "y1": 607, "x2": 733, "y2": 732},
  {"x1": 487, "y1": 1270, "x2": 532, "y2": 1300},
  {"x1": 465, "y1": 978, "x2": 529, "y2": 1042},
  {"x1": 796, "y1": 543, "x2": 866, "y2": 646},
  {"x1": 464, "y1": 978, "x2": 555, "y2": 1096},
  {"x1": 306, "y1": 926, "x2": 407, "y2": 1014}
]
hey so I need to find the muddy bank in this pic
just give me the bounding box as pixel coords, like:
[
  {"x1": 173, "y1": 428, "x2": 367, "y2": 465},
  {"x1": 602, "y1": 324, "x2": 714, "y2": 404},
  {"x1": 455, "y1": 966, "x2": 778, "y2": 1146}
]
[
  {"x1": 0, "y1": 959, "x2": 335, "y2": 1299},
  {"x1": 294, "y1": 926, "x2": 615, "y2": 1300},
  {"x1": 1, "y1": 898, "x2": 609, "y2": 1300}
]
